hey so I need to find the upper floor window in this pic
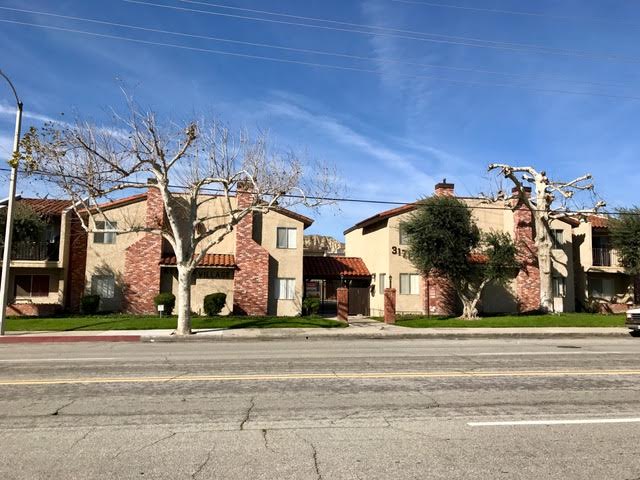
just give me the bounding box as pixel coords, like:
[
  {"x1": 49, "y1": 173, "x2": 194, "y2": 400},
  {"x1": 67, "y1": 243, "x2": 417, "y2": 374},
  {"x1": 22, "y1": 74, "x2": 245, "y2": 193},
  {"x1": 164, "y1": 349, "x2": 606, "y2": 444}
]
[
  {"x1": 276, "y1": 227, "x2": 297, "y2": 249},
  {"x1": 94, "y1": 220, "x2": 117, "y2": 244},
  {"x1": 399, "y1": 273, "x2": 420, "y2": 295},
  {"x1": 399, "y1": 223, "x2": 410, "y2": 245},
  {"x1": 551, "y1": 229, "x2": 564, "y2": 249},
  {"x1": 14, "y1": 274, "x2": 49, "y2": 298}
]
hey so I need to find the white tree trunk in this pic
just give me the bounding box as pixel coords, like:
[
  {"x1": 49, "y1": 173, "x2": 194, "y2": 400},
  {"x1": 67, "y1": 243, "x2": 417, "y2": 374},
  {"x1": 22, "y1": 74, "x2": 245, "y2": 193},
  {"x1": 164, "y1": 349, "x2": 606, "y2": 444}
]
[
  {"x1": 458, "y1": 280, "x2": 488, "y2": 319},
  {"x1": 535, "y1": 215, "x2": 554, "y2": 313},
  {"x1": 176, "y1": 264, "x2": 193, "y2": 335}
]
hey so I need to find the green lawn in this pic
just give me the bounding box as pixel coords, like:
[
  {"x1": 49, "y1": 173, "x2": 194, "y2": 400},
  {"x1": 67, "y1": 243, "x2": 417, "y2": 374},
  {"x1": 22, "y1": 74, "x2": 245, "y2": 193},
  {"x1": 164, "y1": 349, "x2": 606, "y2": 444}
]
[
  {"x1": 394, "y1": 313, "x2": 626, "y2": 328},
  {"x1": 5, "y1": 314, "x2": 347, "y2": 332}
]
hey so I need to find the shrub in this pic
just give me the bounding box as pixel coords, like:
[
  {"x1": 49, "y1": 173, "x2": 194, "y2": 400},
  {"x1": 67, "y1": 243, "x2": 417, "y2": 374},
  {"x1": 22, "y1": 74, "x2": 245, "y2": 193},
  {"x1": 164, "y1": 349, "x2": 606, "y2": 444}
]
[
  {"x1": 302, "y1": 297, "x2": 320, "y2": 316},
  {"x1": 80, "y1": 295, "x2": 100, "y2": 315},
  {"x1": 154, "y1": 292, "x2": 176, "y2": 315},
  {"x1": 203, "y1": 293, "x2": 227, "y2": 316}
]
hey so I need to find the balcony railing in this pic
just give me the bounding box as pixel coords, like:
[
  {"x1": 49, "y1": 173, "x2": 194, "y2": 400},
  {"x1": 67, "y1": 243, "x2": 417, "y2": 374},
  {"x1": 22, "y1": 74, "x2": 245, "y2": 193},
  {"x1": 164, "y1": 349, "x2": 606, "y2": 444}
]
[
  {"x1": 592, "y1": 247, "x2": 618, "y2": 267},
  {"x1": 0, "y1": 241, "x2": 60, "y2": 262}
]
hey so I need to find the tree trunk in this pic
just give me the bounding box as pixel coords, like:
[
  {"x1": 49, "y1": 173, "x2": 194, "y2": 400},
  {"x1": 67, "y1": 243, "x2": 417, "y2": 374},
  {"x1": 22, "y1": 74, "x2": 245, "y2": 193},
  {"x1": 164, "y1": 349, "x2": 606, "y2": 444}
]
[
  {"x1": 535, "y1": 216, "x2": 554, "y2": 313},
  {"x1": 458, "y1": 280, "x2": 487, "y2": 319},
  {"x1": 176, "y1": 265, "x2": 193, "y2": 335}
]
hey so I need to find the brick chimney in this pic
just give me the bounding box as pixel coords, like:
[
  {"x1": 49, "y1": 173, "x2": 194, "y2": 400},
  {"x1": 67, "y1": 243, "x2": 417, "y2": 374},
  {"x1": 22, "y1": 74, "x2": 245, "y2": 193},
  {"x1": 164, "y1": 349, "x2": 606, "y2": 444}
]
[
  {"x1": 435, "y1": 179, "x2": 455, "y2": 197},
  {"x1": 511, "y1": 186, "x2": 540, "y2": 312},
  {"x1": 123, "y1": 180, "x2": 164, "y2": 314},
  {"x1": 233, "y1": 183, "x2": 270, "y2": 315}
]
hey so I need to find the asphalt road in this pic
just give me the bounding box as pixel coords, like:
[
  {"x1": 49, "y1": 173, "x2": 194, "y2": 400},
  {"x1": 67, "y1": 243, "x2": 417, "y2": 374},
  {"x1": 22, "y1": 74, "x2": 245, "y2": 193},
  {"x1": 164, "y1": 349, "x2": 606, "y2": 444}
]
[{"x1": 1, "y1": 338, "x2": 640, "y2": 479}]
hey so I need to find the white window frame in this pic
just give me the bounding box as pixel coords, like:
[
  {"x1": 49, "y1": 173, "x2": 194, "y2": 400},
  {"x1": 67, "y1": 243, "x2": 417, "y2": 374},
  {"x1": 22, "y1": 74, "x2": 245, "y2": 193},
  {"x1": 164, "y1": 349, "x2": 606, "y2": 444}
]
[
  {"x1": 276, "y1": 227, "x2": 297, "y2": 249},
  {"x1": 590, "y1": 277, "x2": 615, "y2": 300},
  {"x1": 552, "y1": 276, "x2": 566, "y2": 298},
  {"x1": 399, "y1": 273, "x2": 420, "y2": 295},
  {"x1": 275, "y1": 278, "x2": 296, "y2": 300},
  {"x1": 94, "y1": 220, "x2": 118, "y2": 244},
  {"x1": 92, "y1": 274, "x2": 115, "y2": 299},
  {"x1": 378, "y1": 274, "x2": 386, "y2": 295}
]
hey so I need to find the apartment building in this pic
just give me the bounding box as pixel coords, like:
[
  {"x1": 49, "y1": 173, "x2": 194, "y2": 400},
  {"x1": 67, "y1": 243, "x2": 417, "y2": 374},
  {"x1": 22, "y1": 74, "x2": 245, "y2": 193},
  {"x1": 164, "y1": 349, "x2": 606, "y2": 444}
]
[
  {"x1": 83, "y1": 185, "x2": 313, "y2": 316},
  {"x1": 572, "y1": 215, "x2": 636, "y2": 313},
  {"x1": 1, "y1": 197, "x2": 87, "y2": 316},
  {"x1": 344, "y1": 181, "x2": 577, "y2": 316}
]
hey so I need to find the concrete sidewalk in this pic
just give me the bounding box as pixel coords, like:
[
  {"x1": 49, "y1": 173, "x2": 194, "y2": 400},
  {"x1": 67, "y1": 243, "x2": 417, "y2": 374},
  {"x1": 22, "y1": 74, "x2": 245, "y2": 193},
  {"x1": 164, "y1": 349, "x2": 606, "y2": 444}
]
[{"x1": 0, "y1": 318, "x2": 632, "y2": 343}]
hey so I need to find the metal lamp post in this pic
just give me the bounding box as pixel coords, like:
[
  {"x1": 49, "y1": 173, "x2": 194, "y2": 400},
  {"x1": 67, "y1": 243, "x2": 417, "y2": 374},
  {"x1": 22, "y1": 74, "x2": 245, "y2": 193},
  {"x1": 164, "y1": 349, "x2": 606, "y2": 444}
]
[{"x1": 0, "y1": 70, "x2": 23, "y2": 335}]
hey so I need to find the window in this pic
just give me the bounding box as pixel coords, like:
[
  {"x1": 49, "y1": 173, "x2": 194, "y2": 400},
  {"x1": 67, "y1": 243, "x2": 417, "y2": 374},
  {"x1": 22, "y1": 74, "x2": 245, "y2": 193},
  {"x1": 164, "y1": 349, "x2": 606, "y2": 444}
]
[
  {"x1": 399, "y1": 273, "x2": 420, "y2": 295},
  {"x1": 94, "y1": 220, "x2": 117, "y2": 244},
  {"x1": 276, "y1": 227, "x2": 297, "y2": 249},
  {"x1": 275, "y1": 278, "x2": 296, "y2": 300},
  {"x1": 14, "y1": 275, "x2": 49, "y2": 297},
  {"x1": 378, "y1": 274, "x2": 386, "y2": 294},
  {"x1": 399, "y1": 223, "x2": 410, "y2": 245},
  {"x1": 551, "y1": 229, "x2": 564, "y2": 249},
  {"x1": 590, "y1": 277, "x2": 615, "y2": 299},
  {"x1": 553, "y1": 276, "x2": 566, "y2": 298},
  {"x1": 91, "y1": 275, "x2": 115, "y2": 299}
]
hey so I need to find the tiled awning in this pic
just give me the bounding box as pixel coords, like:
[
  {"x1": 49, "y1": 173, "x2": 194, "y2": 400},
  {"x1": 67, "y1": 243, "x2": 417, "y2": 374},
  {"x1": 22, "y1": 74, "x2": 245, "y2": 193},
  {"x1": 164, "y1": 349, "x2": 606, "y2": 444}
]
[
  {"x1": 304, "y1": 256, "x2": 371, "y2": 279},
  {"x1": 160, "y1": 254, "x2": 236, "y2": 268}
]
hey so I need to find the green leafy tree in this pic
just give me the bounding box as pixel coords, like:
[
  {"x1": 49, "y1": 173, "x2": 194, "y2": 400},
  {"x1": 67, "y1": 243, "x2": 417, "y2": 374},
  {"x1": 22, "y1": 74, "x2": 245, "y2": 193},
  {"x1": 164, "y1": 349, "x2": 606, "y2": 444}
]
[
  {"x1": 609, "y1": 208, "x2": 640, "y2": 303},
  {"x1": 404, "y1": 196, "x2": 518, "y2": 318}
]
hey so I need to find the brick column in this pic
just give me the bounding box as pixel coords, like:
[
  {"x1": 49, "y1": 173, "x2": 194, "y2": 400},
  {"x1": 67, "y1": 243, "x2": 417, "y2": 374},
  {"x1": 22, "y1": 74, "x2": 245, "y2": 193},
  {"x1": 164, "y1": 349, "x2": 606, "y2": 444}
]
[
  {"x1": 513, "y1": 187, "x2": 540, "y2": 313},
  {"x1": 337, "y1": 287, "x2": 349, "y2": 322},
  {"x1": 384, "y1": 288, "x2": 396, "y2": 324},
  {"x1": 233, "y1": 187, "x2": 269, "y2": 316},
  {"x1": 67, "y1": 213, "x2": 88, "y2": 312},
  {"x1": 123, "y1": 184, "x2": 164, "y2": 314}
]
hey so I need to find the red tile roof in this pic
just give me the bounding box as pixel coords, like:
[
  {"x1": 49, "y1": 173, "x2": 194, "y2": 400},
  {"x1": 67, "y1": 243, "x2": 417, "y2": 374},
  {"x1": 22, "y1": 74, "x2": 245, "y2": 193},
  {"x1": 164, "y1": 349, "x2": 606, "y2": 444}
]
[
  {"x1": 344, "y1": 203, "x2": 418, "y2": 235},
  {"x1": 588, "y1": 215, "x2": 609, "y2": 229},
  {"x1": 18, "y1": 198, "x2": 72, "y2": 216},
  {"x1": 160, "y1": 254, "x2": 236, "y2": 268},
  {"x1": 304, "y1": 256, "x2": 371, "y2": 278},
  {"x1": 96, "y1": 193, "x2": 148, "y2": 211}
]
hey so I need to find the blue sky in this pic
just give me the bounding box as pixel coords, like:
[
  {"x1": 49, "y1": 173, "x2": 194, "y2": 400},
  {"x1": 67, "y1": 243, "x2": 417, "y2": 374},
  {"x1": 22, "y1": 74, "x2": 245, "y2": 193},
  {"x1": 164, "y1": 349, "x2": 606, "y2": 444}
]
[{"x1": 1, "y1": 0, "x2": 639, "y2": 240}]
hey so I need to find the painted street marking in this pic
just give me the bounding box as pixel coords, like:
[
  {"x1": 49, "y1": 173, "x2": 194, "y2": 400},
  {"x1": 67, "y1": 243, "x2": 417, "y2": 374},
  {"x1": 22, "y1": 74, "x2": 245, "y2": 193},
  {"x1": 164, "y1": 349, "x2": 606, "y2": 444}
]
[
  {"x1": 0, "y1": 357, "x2": 119, "y2": 363},
  {"x1": 468, "y1": 418, "x2": 640, "y2": 427},
  {"x1": 1, "y1": 369, "x2": 640, "y2": 386}
]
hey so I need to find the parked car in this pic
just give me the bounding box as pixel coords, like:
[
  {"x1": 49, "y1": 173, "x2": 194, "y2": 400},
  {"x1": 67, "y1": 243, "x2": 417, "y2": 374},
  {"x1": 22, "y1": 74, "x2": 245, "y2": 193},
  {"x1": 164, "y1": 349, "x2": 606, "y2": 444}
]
[{"x1": 626, "y1": 307, "x2": 640, "y2": 337}]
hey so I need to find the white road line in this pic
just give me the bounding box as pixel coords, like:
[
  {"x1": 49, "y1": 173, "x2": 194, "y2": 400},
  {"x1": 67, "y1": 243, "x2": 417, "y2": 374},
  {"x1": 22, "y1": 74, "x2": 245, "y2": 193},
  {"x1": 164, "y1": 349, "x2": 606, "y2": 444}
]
[
  {"x1": 0, "y1": 358, "x2": 119, "y2": 363},
  {"x1": 468, "y1": 418, "x2": 640, "y2": 427},
  {"x1": 471, "y1": 351, "x2": 628, "y2": 356}
]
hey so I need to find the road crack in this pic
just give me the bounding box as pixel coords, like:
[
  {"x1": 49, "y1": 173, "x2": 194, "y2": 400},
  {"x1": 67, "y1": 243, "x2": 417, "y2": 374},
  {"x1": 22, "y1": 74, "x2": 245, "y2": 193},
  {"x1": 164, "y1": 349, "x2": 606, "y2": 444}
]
[
  {"x1": 51, "y1": 399, "x2": 75, "y2": 416},
  {"x1": 296, "y1": 434, "x2": 323, "y2": 480},
  {"x1": 261, "y1": 428, "x2": 274, "y2": 452},
  {"x1": 191, "y1": 450, "x2": 212, "y2": 479},
  {"x1": 133, "y1": 431, "x2": 177, "y2": 453},
  {"x1": 239, "y1": 396, "x2": 255, "y2": 431},
  {"x1": 68, "y1": 427, "x2": 94, "y2": 451}
]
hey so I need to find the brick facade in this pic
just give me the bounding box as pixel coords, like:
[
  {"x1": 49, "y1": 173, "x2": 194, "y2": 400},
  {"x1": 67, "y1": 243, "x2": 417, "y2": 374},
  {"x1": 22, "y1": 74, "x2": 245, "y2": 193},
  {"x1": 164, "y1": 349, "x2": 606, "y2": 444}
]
[
  {"x1": 337, "y1": 287, "x2": 349, "y2": 321},
  {"x1": 512, "y1": 188, "x2": 541, "y2": 313},
  {"x1": 5, "y1": 303, "x2": 60, "y2": 317},
  {"x1": 233, "y1": 189, "x2": 270, "y2": 315},
  {"x1": 66, "y1": 213, "x2": 88, "y2": 312},
  {"x1": 122, "y1": 186, "x2": 163, "y2": 314}
]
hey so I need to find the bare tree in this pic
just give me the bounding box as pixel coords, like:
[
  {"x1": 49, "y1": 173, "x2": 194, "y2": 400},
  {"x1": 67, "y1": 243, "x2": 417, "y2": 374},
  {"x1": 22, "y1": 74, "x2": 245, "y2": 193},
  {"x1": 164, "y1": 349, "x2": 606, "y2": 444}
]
[
  {"x1": 488, "y1": 164, "x2": 604, "y2": 312},
  {"x1": 19, "y1": 101, "x2": 337, "y2": 335}
]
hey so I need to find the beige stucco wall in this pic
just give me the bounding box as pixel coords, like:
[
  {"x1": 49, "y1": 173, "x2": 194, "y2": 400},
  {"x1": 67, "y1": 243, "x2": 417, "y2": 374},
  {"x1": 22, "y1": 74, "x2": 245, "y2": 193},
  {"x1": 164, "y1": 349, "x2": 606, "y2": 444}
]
[
  {"x1": 260, "y1": 210, "x2": 305, "y2": 316},
  {"x1": 161, "y1": 269, "x2": 235, "y2": 315},
  {"x1": 549, "y1": 219, "x2": 576, "y2": 312},
  {"x1": 84, "y1": 200, "x2": 147, "y2": 311}
]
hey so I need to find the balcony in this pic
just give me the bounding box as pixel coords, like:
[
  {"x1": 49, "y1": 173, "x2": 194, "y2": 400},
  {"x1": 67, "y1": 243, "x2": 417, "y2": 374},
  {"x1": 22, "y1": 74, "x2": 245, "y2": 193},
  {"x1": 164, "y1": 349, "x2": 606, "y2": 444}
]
[
  {"x1": 1, "y1": 241, "x2": 60, "y2": 262},
  {"x1": 592, "y1": 247, "x2": 618, "y2": 267}
]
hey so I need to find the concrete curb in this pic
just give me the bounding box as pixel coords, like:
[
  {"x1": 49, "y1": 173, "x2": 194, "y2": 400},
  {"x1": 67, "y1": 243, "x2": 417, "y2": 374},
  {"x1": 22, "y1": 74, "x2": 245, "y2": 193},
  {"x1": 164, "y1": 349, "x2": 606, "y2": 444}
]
[
  {"x1": 141, "y1": 330, "x2": 632, "y2": 342},
  {"x1": 0, "y1": 335, "x2": 141, "y2": 344}
]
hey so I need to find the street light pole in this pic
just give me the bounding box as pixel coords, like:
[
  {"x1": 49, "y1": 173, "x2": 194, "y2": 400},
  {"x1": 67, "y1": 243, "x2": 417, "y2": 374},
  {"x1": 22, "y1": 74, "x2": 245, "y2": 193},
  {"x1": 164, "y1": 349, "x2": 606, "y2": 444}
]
[{"x1": 0, "y1": 70, "x2": 23, "y2": 336}]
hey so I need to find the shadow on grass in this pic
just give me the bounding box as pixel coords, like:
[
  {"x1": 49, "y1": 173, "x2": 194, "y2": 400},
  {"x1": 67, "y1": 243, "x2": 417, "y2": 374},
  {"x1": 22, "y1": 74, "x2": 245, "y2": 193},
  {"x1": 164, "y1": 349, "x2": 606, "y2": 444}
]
[{"x1": 226, "y1": 317, "x2": 346, "y2": 329}]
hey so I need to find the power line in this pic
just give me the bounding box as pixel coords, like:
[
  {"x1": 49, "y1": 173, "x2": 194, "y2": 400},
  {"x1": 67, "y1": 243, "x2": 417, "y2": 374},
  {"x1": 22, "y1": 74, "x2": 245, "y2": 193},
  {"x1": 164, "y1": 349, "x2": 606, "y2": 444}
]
[
  {"x1": 389, "y1": 0, "x2": 640, "y2": 26},
  {"x1": 3, "y1": 18, "x2": 640, "y2": 102},
  {"x1": 1, "y1": 167, "x2": 636, "y2": 217},
  {"x1": 123, "y1": 0, "x2": 640, "y2": 64},
  {"x1": 1, "y1": 5, "x2": 634, "y2": 90}
]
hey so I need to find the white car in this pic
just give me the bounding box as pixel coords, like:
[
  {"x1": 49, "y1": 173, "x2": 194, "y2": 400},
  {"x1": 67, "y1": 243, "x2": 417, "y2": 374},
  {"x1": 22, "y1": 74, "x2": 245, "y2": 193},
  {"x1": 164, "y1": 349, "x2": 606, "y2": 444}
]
[{"x1": 627, "y1": 307, "x2": 640, "y2": 337}]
